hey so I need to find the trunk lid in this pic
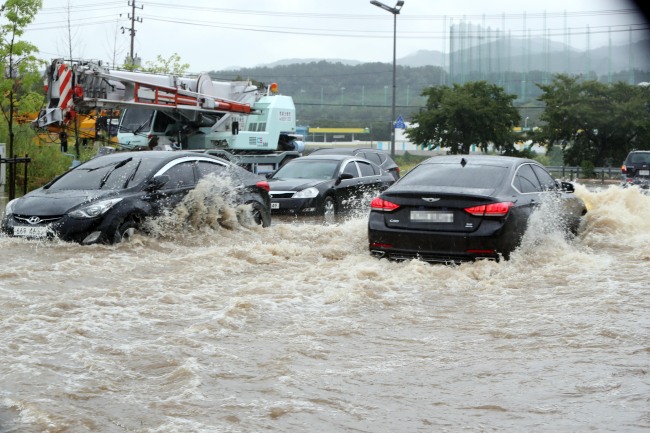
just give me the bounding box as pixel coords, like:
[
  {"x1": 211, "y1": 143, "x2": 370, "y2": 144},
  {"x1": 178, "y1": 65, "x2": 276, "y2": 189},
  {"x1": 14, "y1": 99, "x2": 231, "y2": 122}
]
[{"x1": 380, "y1": 186, "x2": 498, "y2": 233}]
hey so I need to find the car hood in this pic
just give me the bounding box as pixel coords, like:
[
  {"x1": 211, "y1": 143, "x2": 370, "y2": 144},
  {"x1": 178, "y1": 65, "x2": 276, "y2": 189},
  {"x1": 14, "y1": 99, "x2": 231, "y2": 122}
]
[
  {"x1": 267, "y1": 178, "x2": 328, "y2": 191},
  {"x1": 11, "y1": 188, "x2": 120, "y2": 216}
]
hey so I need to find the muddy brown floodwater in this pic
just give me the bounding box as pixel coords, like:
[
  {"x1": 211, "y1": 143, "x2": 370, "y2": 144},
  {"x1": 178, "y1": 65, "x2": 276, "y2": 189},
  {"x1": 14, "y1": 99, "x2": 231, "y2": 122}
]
[{"x1": 0, "y1": 183, "x2": 648, "y2": 433}]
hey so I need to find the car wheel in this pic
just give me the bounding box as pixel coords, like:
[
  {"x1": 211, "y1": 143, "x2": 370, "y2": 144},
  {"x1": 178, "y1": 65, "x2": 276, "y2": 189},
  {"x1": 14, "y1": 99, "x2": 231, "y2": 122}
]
[
  {"x1": 322, "y1": 196, "x2": 336, "y2": 224},
  {"x1": 113, "y1": 217, "x2": 139, "y2": 243},
  {"x1": 239, "y1": 200, "x2": 271, "y2": 228}
]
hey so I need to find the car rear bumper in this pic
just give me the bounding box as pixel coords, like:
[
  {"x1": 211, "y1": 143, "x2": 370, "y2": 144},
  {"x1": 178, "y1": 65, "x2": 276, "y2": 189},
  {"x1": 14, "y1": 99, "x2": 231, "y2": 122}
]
[
  {"x1": 623, "y1": 176, "x2": 650, "y2": 188},
  {"x1": 367, "y1": 213, "x2": 521, "y2": 263}
]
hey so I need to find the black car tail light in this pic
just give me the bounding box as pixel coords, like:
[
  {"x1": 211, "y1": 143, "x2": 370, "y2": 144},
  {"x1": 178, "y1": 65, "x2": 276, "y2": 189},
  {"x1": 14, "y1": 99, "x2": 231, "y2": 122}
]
[
  {"x1": 370, "y1": 197, "x2": 400, "y2": 211},
  {"x1": 370, "y1": 241, "x2": 393, "y2": 249},
  {"x1": 255, "y1": 180, "x2": 270, "y2": 192},
  {"x1": 467, "y1": 249, "x2": 496, "y2": 255},
  {"x1": 464, "y1": 202, "x2": 513, "y2": 217}
]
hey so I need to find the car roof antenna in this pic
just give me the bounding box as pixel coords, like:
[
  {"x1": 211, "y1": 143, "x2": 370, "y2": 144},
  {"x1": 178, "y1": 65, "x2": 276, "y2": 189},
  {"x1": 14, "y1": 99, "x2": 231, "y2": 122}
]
[{"x1": 460, "y1": 157, "x2": 467, "y2": 167}]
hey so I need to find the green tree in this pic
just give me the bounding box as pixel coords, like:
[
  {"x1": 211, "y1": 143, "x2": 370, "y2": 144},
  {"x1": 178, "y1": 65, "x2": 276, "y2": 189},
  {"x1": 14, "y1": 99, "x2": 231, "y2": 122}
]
[
  {"x1": 406, "y1": 81, "x2": 520, "y2": 154},
  {"x1": 141, "y1": 53, "x2": 190, "y2": 75},
  {"x1": 534, "y1": 74, "x2": 650, "y2": 166},
  {"x1": 0, "y1": 0, "x2": 44, "y2": 198}
]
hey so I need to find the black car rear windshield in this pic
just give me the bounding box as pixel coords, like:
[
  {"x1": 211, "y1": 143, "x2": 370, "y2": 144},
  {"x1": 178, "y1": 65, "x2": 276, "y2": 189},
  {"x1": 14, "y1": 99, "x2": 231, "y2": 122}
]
[
  {"x1": 272, "y1": 160, "x2": 338, "y2": 180},
  {"x1": 48, "y1": 156, "x2": 160, "y2": 190},
  {"x1": 400, "y1": 163, "x2": 509, "y2": 189},
  {"x1": 626, "y1": 152, "x2": 650, "y2": 164}
]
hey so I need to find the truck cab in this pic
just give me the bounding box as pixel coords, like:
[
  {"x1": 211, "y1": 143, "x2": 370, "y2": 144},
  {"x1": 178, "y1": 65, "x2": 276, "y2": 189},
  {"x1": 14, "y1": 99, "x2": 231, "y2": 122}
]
[{"x1": 117, "y1": 94, "x2": 304, "y2": 154}]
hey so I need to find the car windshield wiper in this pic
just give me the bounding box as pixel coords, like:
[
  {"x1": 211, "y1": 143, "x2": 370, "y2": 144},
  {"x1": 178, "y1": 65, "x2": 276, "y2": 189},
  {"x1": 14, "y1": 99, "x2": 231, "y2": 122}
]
[
  {"x1": 99, "y1": 157, "x2": 132, "y2": 189},
  {"x1": 123, "y1": 159, "x2": 142, "y2": 188},
  {"x1": 132, "y1": 119, "x2": 152, "y2": 134},
  {"x1": 43, "y1": 172, "x2": 67, "y2": 189},
  {"x1": 86, "y1": 157, "x2": 132, "y2": 172}
]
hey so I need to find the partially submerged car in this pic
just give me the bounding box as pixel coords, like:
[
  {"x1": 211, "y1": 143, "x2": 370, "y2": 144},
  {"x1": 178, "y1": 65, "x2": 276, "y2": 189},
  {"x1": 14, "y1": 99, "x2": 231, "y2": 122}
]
[
  {"x1": 309, "y1": 147, "x2": 401, "y2": 180},
  {"x1": 368, "y1": 155, "x2": 587, "y2": 264},
  {"x1": 621, "y1": 150, "x2": 650, "y2": 190},
  {"x1": 1, "y1": 151, "x2": 271, "y2": 244},
  {"x1": 267, "y1": 154, "x2": 395, "y2": 220}
]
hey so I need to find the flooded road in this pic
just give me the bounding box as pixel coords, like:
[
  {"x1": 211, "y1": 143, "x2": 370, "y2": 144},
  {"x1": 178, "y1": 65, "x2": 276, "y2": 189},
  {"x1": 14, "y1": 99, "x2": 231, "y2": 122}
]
[{"x1": 1, "y1": 184, "x2": 648, "y2": 433}]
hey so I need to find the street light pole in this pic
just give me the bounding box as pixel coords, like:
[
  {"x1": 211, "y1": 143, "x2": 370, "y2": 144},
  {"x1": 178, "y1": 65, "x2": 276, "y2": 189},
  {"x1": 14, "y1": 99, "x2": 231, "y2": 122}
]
[{"x1": 370, "y1": 0, "x2": 404, "y2": 159}]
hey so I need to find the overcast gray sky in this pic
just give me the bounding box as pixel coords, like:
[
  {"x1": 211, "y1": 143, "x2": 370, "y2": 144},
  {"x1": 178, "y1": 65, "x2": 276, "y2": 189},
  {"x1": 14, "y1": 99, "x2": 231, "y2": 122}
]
[{"x1": 23, "y1": 0, "x2": 649, "y2": 73}]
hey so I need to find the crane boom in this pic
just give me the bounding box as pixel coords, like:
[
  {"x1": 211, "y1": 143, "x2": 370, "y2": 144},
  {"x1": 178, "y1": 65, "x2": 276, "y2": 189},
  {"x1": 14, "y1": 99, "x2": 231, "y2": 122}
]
[{"x1": 35, "y1": 58, "x2": 257, "y2": 128}]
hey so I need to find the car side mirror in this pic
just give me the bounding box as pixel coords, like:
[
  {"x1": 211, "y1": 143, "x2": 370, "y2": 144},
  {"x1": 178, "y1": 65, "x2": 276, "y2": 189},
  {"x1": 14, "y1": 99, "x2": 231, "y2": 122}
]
[
  {"x1": 560, "y1": 181, "x2": 575, "y2": 193},
  {"x1": 145, "y1": 175, "x2": 170, "y2": 191},
  {"x1": 336, "y1": 172, "x2": 354, "y2": 185}
]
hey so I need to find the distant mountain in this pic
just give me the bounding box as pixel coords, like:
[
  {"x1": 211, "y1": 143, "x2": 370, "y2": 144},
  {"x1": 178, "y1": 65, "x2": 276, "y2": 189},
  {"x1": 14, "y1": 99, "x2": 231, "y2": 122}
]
[
  {"x1": 397, "y1": 49, "x2": 446, "y2": 67},
  {"x1": 264, "y1": 58, "x2": 363, "y2": 67},
  {"x1": 223, "y1": 58, "x2": 364, "y2": 70},
  {"x1": 243, "y1": 37, "x2": 650, "y2": 75},
  {"x1": 446, "y1": 37, "x2": 650, "y2": 75},
  {"x1": 243, "y1": 52, "x2": 447, "y2": 69}
]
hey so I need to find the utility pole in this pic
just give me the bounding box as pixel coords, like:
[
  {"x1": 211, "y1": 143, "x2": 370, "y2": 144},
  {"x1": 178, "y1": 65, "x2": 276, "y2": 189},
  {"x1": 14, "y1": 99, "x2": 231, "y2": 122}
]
[{"x1": 122, "y1": 0, "x2": 142, "y2": 65}]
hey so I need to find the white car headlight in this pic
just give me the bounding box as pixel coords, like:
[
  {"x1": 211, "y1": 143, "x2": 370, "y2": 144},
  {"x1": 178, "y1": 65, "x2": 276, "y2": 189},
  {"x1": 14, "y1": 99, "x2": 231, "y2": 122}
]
[
  {"x1": 4, "y1": 198, "x2": 18, "y2": 216},
  {"x1": 292, "y1": 187, "x2": 319, "y2": 199},
  {"x1": 68, "y1": 198, "x2": 123, "y2": 219}
]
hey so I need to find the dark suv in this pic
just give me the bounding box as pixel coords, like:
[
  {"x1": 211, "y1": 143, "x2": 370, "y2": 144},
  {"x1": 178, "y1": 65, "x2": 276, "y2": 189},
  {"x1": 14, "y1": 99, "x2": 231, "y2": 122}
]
[
  {"x1": 621, "y1": 150, "x2": 650, "y2": 189},
  {"x1": 308, "y1": 147, "x2": 400, "y2": 180}
]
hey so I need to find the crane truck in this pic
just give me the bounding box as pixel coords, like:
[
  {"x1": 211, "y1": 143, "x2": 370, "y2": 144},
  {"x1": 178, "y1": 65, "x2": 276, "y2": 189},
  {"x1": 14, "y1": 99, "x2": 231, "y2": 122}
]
[{"x1": 34, "y1": 58, "x2": 304, "y2": 173}]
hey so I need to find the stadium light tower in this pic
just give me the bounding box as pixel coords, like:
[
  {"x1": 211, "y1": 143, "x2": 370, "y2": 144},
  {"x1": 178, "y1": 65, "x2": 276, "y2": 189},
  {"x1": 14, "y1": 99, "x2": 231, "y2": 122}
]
[{"x1": 370, "y1": 0, "x2": 404, "y2": 159}]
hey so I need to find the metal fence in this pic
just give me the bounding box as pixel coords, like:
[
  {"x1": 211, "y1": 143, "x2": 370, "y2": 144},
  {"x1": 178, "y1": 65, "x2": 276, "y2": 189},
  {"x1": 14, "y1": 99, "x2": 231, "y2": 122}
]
[
  {"x1": 0, "y1": 153, "x2": 31, "y2": 199},
  {"x1": 546, "y1": 166, "x2": 621, "y2": 183}
]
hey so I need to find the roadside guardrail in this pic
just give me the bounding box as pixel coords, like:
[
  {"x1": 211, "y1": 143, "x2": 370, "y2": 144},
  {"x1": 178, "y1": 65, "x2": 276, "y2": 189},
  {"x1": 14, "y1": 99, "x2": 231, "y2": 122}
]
[{"x1": 546, "y1": 166, "x2": 621, "y2": 184}]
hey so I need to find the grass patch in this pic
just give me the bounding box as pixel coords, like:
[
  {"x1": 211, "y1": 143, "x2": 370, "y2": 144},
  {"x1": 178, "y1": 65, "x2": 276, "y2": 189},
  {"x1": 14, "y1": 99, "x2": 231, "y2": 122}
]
[{"x1": 394, "y1": 152, "x2": 430, "y2": 174}]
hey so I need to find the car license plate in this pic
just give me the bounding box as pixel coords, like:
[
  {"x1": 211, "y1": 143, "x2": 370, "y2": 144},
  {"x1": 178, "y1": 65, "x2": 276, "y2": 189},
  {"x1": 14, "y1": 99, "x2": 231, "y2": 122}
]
[
  {"x1": 14, "y1": 225, "x2": 48, "y2": 238},
  {"x1": 271, "y1": 202, "x2": 280, "y2": 209},
  {"x1": 639, "y1": 170, "x2": 649, "y2": 176},
  {"x1": 411, "y1": 210, "x2": 453, "y2": 223}
]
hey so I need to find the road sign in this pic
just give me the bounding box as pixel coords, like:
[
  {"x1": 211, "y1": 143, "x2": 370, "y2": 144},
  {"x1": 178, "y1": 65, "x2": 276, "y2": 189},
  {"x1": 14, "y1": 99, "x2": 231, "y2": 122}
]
[{"x1": 394, "y1": 115, "x2": 406, "y2": 129}]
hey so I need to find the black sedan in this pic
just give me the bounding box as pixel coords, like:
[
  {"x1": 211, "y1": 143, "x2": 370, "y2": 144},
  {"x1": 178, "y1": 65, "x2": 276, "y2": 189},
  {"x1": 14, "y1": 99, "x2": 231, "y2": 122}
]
[
  {"x1": 368, "y1": 155, "x2": 587, "y2": 263},
  {"x1": 309, "y1": 147, "x2": 401, "y2": 180},
  {"x1": 267, "y1": 154, "x2": 395, "y2": 220},
  {"x1": 2, "y1": 151, "x2": 272, "y2": 244}
]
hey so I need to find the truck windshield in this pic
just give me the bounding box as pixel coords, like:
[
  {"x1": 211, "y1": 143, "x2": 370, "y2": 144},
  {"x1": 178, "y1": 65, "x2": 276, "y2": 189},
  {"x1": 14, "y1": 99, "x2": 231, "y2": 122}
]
[{"x1": 119, "y1": 108, "x2": 154, "y2": 134}]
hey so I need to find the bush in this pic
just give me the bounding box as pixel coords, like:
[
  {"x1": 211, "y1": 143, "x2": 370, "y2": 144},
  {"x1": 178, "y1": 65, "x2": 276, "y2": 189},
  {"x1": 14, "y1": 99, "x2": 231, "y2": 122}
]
[
  {"x1": 394, "y1": 151, "x2": 429, "y2": 173},
  {"x1": 3, "y1": 125, "x2": 95, "y2": 194},
  {"x1": 580, "y1": 159, "x2": 596, "y2": 178}
]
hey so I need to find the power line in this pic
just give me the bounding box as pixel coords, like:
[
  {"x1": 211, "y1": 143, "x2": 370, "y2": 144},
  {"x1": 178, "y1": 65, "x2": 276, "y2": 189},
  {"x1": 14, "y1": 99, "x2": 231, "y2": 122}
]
[
  {"x1": 34, "y1": 2, "x2": 644, "y2": 35},
  {"x1": 27, "y1": 15, "x2": 125, "y2": 31},
  {"x1": 38, "y1": 2, "x2": 124, "y2": 14},
  {"x1": 138, "y1": 1, "x2": 641, "y2": 22},
  {"x1": 141, "y1": 14, "x2": 649, "y2": 40}
]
